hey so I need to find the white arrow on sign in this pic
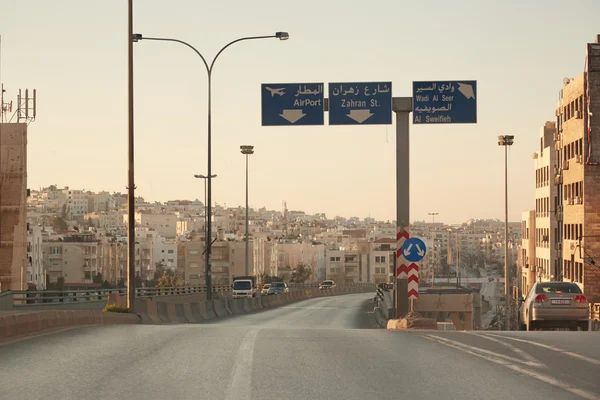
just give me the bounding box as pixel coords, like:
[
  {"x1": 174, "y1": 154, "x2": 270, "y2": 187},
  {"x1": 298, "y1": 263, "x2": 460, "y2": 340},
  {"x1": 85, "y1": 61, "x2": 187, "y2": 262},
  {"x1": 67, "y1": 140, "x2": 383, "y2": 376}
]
[
  {"x1": 347, "y1": 109, "x2": 374, "y2": 123},
  {"x1": 416, "y1": 244, "x2": 425, "y2": 257},
  {"x1": 403, "y1": 243, "x2": 413, "y2": 257},
  {"x1": 279, "y1": 109, "x2": 306, "y2": 124},
  {"x1": 458, "y1": 83, "x2": 475, "y2": 100}
]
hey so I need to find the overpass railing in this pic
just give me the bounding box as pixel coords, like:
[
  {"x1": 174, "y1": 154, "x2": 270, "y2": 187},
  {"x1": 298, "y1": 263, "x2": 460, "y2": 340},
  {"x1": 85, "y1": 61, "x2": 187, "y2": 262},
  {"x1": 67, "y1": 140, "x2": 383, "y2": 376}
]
[{"x1": 4, "y1": 282, "x2": 376, "y2": 309}]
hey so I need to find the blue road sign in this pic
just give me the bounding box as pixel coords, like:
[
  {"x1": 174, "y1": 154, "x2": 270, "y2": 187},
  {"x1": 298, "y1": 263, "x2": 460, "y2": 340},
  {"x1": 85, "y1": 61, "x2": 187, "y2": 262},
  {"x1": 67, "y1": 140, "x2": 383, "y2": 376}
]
[
  {"x1": 328, "y1": 82, "x2": 392, "y2": 125},
  {"x1": 412, "y1": 81, "x2": 477, "y2": 124},
  {"x1": 261, "y1": 83, "x2": 324, "y2": 126},
  {"x1": 401, "y1": 237, "x2": 427, "y2": 262}
]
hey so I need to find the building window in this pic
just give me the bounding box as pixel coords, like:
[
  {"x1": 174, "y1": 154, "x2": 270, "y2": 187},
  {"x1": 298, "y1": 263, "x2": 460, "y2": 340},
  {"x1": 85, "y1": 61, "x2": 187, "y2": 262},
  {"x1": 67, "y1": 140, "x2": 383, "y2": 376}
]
[{"x1": 375, "y1": 256, "x2": 386, "y2": 263}]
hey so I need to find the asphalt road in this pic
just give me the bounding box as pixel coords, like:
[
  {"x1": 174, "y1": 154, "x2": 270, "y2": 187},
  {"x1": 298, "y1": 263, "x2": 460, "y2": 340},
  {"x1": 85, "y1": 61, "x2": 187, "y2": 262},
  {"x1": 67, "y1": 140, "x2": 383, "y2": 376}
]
[{"x1": 1, "y1": 293, "x2": 599, "y2": 400}]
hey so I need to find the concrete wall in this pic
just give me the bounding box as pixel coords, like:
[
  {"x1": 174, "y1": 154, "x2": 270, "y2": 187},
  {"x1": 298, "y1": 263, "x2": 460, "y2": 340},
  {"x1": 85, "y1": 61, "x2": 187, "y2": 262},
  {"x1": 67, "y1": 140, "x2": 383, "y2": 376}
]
[{"x1": 0, "y1": 123, "x2": 27, "y2": 291}]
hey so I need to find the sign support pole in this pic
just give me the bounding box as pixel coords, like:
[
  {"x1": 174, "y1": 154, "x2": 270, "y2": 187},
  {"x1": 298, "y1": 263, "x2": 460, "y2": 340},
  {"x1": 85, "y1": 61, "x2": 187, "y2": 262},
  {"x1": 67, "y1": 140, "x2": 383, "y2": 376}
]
[{"x1": 394, "y1": 97, "x2": 412, "y2": 318}]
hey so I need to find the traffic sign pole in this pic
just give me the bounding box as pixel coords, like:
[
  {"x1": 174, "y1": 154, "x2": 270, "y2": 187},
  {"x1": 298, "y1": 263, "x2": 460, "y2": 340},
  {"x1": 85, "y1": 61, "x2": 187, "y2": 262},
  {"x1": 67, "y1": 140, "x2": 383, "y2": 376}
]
[{"x1": 393, "y1": 97, "x2": 412, "y2": 318}]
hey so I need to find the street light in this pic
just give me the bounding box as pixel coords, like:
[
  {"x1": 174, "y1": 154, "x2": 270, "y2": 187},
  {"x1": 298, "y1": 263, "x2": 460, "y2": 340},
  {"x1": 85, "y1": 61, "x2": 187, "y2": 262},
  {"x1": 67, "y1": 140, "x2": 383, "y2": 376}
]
[
  {"x1": 498, "y1": 134, "x2": 514, "y2": 330},
  {"x1": 194, "y1": 174, "x2": 217, "y2": 244},
  {"x1": 134, "y1": 31, "x2": 289, "y2": 300},
  {"x1": 240, "y1": 145, "x2": 254, "y2": 276},
  {"x1": 428, "y1": 212, "x2": 438, "y2": 287}
]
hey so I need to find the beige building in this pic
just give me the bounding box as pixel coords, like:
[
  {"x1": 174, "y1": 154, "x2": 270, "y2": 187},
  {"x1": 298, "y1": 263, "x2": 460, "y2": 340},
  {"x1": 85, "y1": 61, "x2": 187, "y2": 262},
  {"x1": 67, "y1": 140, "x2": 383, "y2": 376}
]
[
  {"x1": 519, "y1": 210, "x2": 536, "y2": 294},
  {"x1": 43, "y1": 233, "x2": 100, "y2": 286},
  {"x1": 553, "y1": 38, "x2": 600, "y2": 304},
  {"x1": 533, "y1": 122, "x2": 559, "y2": 282},
  {"x1": 124, "y1": 212, "x2": 177, "y2": 238},
  {"x1": 26, "y1": 224, "x2": 45, "y2": 289},
  {"x1": 0, "y1": 123, "x2": 27, "y2": 291}
]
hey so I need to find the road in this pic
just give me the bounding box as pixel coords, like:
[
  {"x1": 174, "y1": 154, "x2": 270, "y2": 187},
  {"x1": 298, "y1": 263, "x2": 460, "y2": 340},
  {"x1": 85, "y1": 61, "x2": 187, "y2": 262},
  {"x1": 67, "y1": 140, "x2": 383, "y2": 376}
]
[{"x1": 1, "y1": 293, "x2": 599, "y2": 400}]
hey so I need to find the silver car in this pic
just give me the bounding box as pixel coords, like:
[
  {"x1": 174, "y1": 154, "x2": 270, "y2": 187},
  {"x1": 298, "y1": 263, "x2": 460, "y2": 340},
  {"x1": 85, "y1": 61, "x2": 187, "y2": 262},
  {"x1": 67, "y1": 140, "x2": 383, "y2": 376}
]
[{"x1": 520, "y1": 282, "x2": 589, "y2": 331}]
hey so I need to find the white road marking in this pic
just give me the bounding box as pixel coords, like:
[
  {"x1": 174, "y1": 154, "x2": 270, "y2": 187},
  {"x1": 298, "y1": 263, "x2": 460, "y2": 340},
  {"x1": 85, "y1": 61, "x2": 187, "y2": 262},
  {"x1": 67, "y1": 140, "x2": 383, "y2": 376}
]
[
  {"x1": 224, "y1": 329, "x2": 260, "y2": 400},
  {"x1": 465, "y1": 331, "x2": 545, "y2": 368},
  {"x1": 423, "y1": 334, "x2": 600, "y2": 400},
  {"x1": 482, "y1": 333, "x2": 600, "y2": 366},
  {"x1": 428, "y1": 334, "x2": 541, "y2": 367}
]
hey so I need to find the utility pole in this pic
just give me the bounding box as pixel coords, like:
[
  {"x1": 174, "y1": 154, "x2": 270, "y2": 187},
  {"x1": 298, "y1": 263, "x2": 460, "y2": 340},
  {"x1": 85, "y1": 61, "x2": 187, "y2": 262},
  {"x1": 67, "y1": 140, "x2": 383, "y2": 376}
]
[
  {"x1": 240, "y1": 145, "x2": 254, "y2": 276},
  {"x1": 498, "y1": 135, "x2": 514, "y2": 330},
  {"x1": 428, "y1": 212, "x2": 438, "y2": 288},
  {"x1": 126, "y1": 0, "x2": 136, "y2": 311}
]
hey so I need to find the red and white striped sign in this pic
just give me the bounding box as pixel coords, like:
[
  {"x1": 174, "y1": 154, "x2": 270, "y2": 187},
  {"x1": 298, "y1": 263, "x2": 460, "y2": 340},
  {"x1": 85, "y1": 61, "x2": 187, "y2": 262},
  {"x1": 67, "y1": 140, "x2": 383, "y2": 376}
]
[
  {"x1": 396, "y1": 229, "x2": 410, "y2": 279},
  {"x1": 407, "y1": 263, "x2": 419, "y2": 299}
]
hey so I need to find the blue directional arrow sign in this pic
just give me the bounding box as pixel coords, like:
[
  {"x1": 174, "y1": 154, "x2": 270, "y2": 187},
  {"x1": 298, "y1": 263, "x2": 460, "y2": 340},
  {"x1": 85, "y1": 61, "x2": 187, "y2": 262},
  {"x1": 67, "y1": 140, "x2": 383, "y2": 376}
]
[
  {"x1": 401, "y1": 237, "x2": 427, "y2": 262},
  {"x1": 261, "y1": 83, "x2": 324, "y2": 126},
  {"x1": 328, "y1": 82, "x2": 392, "y2": 125},
  {"x1": 412, "y1": 81, "x2": 477, "y2": 124}
]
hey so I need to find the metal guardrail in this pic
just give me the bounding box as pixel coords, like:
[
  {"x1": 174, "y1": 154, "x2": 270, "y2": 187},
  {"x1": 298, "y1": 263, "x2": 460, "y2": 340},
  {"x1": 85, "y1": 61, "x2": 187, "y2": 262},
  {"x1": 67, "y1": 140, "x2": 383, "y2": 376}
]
[{"x1": 8, "y1": 282, "x2": 376, "y2": 307}]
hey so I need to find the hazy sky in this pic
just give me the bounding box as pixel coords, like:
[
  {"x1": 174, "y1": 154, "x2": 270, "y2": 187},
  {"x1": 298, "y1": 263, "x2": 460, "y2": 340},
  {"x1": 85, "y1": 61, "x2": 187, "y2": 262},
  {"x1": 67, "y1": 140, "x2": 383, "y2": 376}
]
[{"x1": 1, "y1": 0, "x2": 599, "y2": 224}]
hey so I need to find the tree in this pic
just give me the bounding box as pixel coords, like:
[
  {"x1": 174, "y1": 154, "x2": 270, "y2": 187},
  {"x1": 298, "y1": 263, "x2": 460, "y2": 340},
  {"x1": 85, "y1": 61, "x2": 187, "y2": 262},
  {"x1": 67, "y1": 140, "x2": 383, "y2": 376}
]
[
  {"x1": 61, "y1": 204, "x2": 68, "y2": 220},
  {"x1": 258, "y1": 273, "x2": 285, "y2": 284},
  {"x1": 93, "y1": 273, "x2": 103, "y2": 284},
  {"x1": 439, "y1": 249, "x2": 449, "y2": 276},
  {"x1": 49, "y1": 215, "x2": 68, "y2": 232},
  {"x1": 289, "y1": 263, "x2": 312, "y2": 284},
  {"x1": 157, "y1": 269, "x2": 179, "y2": 287}
]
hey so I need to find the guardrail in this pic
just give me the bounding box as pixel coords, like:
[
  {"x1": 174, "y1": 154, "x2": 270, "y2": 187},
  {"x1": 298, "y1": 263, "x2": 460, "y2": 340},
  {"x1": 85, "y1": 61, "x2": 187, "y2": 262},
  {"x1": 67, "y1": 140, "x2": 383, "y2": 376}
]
[{"x1": 3, "y1": 282, "x2": 377, "y2": 310}]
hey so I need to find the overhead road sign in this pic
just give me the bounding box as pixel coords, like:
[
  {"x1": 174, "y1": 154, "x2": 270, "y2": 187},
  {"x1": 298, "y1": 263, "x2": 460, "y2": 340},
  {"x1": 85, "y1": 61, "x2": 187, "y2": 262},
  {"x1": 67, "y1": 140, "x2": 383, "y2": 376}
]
[
  {"x1": 402, "y1": 237, "x2": 427, "y2": 263},
  {"x1": 261, "y1": 83, "x2": 324, "y2": 126},
  {"x1": 328, "y1": 82, "x2": 392, "y2": 125},
  {"x1": 412, "y1": 81, "x2": 477, "y2": 124}
]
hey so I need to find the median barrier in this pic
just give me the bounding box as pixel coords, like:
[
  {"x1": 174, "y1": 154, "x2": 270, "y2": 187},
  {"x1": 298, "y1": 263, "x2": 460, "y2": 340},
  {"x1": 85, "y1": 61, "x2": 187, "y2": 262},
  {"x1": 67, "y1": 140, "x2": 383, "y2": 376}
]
[
  {"x1": 212, "y1": 299, "x2": 230, "y2": 318},
  {"x1": 228, "y1": 298, "x2": 244, "y2": 314},
  {"x1": 136, "y1": 298, "x2": 161, "y2": 324},
  {"x1": 252, "y1": 297, "x2": 263, "y2": 310},
  {"x1": 156, "y1": 302, "x2": 170, "y2": 323},
  {"x1": 242, "y1": 298, "x2": 254, "y2": 313},
  {"x1": 164, "y1": 302, "x2": 187, "y2": 324},
  {"x1": 182, "y1": 303, "x2": 197, "y2": 323},
  {"x1": 0, "y1": 310, "x2": 139, "y2": 341},
  {"x1": 190, "y1": 301, "x2": 211, "y2": 321},
  {"x1": 260, "y1": 295, "x2": 271, "y2": 308}
]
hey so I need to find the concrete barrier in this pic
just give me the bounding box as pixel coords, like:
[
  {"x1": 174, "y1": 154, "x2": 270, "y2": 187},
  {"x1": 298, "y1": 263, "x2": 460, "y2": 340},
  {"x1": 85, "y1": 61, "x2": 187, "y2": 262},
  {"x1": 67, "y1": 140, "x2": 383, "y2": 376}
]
[
  {"x1": 0, "y1": 310, "x2": 139, "y2": 341},
  {"x1": 243, "y1": 298, "x2": 255, "y2": 313},
  {"x1": 136, "y1": 298, "x2": 161, "y2": 324},
  {"x1": 252, "y1": 297, "x2": 263, "y2": 310},
  {"x1": 182, "y1": 303, "x2": 197, "y2": 323},
  {"x1": 212, "y1": 299, "x2": 230, "y2": 318},
  {"x1": 228, "y1": 298, "x2": 244, "y2": 314},
  {"x1": 190, "y1": 301, "x2": 211, "y2": 321},
  {"x1": 156, "y1": 302, "x2": 170, "y2": 323}
]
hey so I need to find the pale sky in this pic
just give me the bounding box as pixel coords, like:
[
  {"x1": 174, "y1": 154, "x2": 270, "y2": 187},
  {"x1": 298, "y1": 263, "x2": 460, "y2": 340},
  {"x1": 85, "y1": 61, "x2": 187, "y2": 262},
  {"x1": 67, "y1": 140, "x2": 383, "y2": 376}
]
[{"x1": 1, "y1": 0, "x2": 599, "y2": 224}]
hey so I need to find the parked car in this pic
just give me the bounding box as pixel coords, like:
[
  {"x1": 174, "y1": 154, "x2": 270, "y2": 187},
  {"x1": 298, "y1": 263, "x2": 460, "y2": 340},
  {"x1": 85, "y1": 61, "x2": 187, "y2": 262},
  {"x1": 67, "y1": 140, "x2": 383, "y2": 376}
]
[
  {"x1": 261, "y1": 284, "x2": 271, "y2": 295},
  {"x1": 319, "y1": 280, "x2": 336, "y2": 290},
  {"x1": 520, "y1": 282, "x2": 589, "y2": 331},
  {"x1": 267, "y1": 281, "x2": 289, "y2": 295}
]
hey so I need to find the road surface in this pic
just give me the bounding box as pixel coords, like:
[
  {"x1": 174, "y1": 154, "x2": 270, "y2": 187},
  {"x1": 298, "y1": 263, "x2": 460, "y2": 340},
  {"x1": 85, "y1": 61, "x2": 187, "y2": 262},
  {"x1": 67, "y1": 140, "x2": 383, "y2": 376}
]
[{"x1": 1, "y1": 293, "x2": 599, "y2": 400}]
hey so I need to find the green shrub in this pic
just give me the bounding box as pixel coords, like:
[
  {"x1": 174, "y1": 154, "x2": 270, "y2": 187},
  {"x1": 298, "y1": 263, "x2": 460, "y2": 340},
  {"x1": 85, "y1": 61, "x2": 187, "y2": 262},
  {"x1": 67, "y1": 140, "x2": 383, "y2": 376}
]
[{"x1": 103, "y1": 303, "x2": 130, "y2": 313}]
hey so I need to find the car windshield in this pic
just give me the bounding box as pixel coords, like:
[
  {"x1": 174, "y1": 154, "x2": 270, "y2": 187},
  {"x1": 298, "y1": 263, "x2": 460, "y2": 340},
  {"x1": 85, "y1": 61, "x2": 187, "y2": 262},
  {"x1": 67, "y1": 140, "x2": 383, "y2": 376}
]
[
  {"x1": 233, "y1": 281, "x2": 251, "y2": 290},
  {"x1": 321, "y1": 281, "x2": 333, "y2": 285},
  {"x1": 535, "y1": 283, "x2": 582, "y2": 294},
  {"x1": 270, "y1": 282, "x2": 284, "y2": 288},
  {"x1": 263, "y1": 284, "x2": 270, "y2": 289}
]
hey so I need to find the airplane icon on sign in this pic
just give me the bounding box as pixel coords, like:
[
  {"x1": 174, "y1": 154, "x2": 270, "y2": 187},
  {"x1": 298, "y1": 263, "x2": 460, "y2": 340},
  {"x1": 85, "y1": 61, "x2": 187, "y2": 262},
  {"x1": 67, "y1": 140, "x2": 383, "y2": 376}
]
[{"x1": 265, "y1": 87, "x2": 286, "y2": 97}]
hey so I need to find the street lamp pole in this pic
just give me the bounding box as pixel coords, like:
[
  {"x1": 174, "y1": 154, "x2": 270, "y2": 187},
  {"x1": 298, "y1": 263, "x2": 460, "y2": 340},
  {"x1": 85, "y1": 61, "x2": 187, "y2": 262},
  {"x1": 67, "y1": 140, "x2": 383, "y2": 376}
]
[
  {"x1": 126, "y1": 0, "x2": 136, "y2": 311},
  {"x1": 498, "y1": 134, "x2": 514, "y2": 330},
  {"x1": 133, "y1": 32, "x2": 289, "y2": 300},
  {"x1": 194, "y1": 174, "x2": 217, "y2": 245},
  {"x1": 428, "y1": 212, "x2": 438, "y2": 287},
  {"x1": 240, "y1": 145, "x2": 254, "y2": 276}
]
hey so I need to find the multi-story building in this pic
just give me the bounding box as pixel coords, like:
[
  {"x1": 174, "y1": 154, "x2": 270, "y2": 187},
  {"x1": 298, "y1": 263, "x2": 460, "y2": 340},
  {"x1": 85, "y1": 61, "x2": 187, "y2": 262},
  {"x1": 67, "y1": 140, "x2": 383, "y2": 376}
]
[
  {"x1": 124, "y1": 212, "x2": 177, "y2": 238},
  {"x1": 0, "y1": 122, "x2": 28, "y2": 291},
  {"x1": 533, "y1": 122, "x2": 559, "y2": 282},
  {"x1": 43, "y1": 233, "x2": 100, "y2": 286},
  {"x1": 519, "y1": 210, "x2": 536, "y2": 294},
  {"x1": 27, "y1": 224, "x2": 45, "y2": 289},
  {"x1": 64, "y1": 187, "x2": 88, "y2": 218},
  {"x1": 552, "y1": 37, "x2": 600, "y2": 303}
]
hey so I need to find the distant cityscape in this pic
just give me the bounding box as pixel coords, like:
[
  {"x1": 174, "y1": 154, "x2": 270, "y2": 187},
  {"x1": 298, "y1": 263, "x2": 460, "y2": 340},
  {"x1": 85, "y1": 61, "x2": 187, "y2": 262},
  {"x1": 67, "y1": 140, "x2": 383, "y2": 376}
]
[{"x1": 4, "y1": 184, "x2": 520, "y2": 291}]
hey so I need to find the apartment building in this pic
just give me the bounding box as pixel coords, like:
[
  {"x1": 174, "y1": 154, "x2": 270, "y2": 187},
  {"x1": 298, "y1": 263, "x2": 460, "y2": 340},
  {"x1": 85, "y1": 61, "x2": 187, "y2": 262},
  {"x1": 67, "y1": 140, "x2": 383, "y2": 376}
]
[
  {"x1": 124, "y1": 212, "x2": 177, "y2": 238},
  {"x1": 43, "y1": 233, "x2": 100, "y2": 285},
  {"x1": 519, "y1": 210, "x2": 536, "y2": 294},
  {"x1": 533, "y1": 122, "x2": 559, "y2": 282},
  {"x1": 552, "y1": 37, "x2": 600, "y2": 303},
  {"x1": 64, "y1": 187, "x2": 88, "y2": 218},
  {"x1": 0, "y1": 122, "x2": 28, "y2": 291},
  {"x1": 27, "y1": 224, "x2": 44, "y2": 289}
]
